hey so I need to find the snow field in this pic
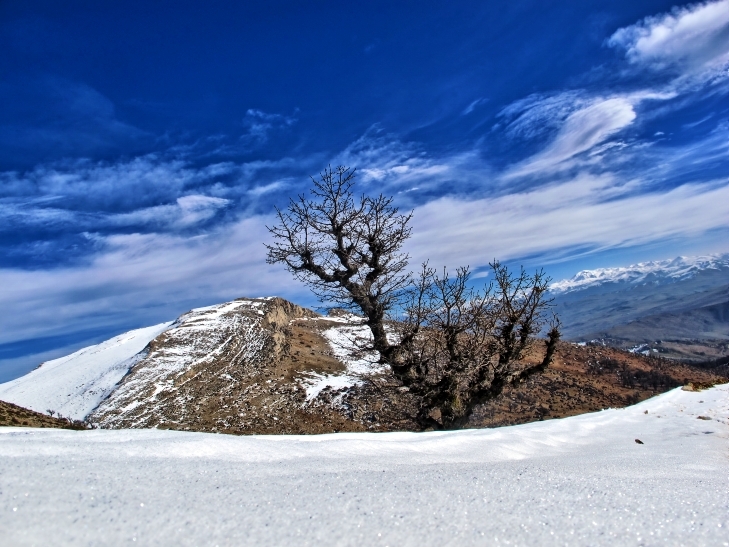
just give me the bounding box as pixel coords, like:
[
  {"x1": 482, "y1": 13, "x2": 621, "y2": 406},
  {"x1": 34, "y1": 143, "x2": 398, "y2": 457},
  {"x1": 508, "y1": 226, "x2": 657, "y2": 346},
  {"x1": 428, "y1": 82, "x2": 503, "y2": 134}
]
[
  {"x1": 0, "y1": 322, "x2": 172, "y2": 420},
  {"x1": 300, "y1": 317, "x2": 389, "y2": 402},
  {"x1": 0, "y1": 384, "x2": 727, "y2": 546}
]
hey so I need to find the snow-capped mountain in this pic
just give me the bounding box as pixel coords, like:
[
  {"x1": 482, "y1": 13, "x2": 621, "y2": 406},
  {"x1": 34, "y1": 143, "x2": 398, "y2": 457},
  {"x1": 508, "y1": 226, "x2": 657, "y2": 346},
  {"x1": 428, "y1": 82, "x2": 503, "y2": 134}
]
[
  {"x1": 550, "y1": 253, "x2": 729, "y2": 294},
  {"x1": 550, "y1": 254, "x2": 729, "y2": 359},
  {"x1": 0, "y1": 297, "x2": 398, "y2": 432},
  {"x1": 0, "y1": 322, "x2": 172, "y2": 420}
]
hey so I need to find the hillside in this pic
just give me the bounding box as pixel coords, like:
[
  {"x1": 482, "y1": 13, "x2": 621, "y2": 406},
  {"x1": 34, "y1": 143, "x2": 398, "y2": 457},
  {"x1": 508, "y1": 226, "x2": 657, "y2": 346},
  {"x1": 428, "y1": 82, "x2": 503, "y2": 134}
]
[
  {"x1": 0, "y1": 400, "x2": 86, "y2": 430},
  {"x1": 1, "y1": 296, "x2": 724, "y2": 435}
]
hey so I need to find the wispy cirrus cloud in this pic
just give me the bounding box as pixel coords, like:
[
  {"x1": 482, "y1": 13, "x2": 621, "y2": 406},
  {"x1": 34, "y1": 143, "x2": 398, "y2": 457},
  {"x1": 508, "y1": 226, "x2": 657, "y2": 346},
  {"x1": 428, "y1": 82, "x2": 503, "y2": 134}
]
[
  {"x1": 496, "y1": 1, "x2": 729, "y2": 182},
  {"x1": 0, "y1": 216, "x2": 289, "y2": 345},
  {"x1": 241, "y1": 108, "x2": 298, "y2": 144},
  {"x1": 408, "y1": 174, "x2": 729, "y2": 270},
  {"x1": 0, "y1": 153, "x2": 300, "y2": 238},
  {"x1": 502, "y1": 96, "x2": 638, "y2": 179}
]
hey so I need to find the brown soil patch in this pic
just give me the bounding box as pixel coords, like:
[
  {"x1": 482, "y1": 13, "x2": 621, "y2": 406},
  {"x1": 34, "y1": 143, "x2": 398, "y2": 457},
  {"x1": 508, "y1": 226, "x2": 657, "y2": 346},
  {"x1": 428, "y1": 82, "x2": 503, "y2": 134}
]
[
  {"x1": 468, "y1": 342, "x2": 724, "y2": 428},
  {"x1": 0, "y1": 399, "x2": 86, "y2": 430}
]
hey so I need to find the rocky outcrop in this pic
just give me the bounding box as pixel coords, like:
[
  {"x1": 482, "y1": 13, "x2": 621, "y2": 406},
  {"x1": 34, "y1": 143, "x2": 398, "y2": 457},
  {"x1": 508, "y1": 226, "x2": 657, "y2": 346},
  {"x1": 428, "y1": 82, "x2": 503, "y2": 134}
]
[
  {"x1": 88, "y1": 297, "x2": 417, "y2": 434},
  {"x1": 89, "y1": 297, "x2": 316, "y2": 430}
]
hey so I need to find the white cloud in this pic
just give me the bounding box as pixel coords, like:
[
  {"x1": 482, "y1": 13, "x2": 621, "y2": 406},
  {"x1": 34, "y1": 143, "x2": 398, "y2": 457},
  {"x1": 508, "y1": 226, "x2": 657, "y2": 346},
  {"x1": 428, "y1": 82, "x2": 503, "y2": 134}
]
[
  {"x1": 608, "y1": 0, "x2": 729, "y2": 84},
  {"x1": 503, "y1": 97, "x2": 638, "y2": 178},
  {"x1": 462, "y1": 97, "x2": 488, "y2": 115},
  {"x1": 498, "y1": 91, "x2": 588, "y2": 142},
  {"x1": 176, "y1": 195, "x2": 230, "y2": 226},
  {"x1": 407, "y1": 174, "x2": 729, "y2": 268},
  {"x1": 496, "y1": 2, "x2": 729, "y2": 183},
  {"x1": 0, "y1": 215, "x2": 294, "y2": 345},
  {"x1": 333, "y1": 126, "x2": 490, "y2": 198},
  {"x1": 242, "y1": 109, "x2": 297, "y2": 143},
  {"x1": 106, "y1": 195, "x2": 230, "y2": 228}
]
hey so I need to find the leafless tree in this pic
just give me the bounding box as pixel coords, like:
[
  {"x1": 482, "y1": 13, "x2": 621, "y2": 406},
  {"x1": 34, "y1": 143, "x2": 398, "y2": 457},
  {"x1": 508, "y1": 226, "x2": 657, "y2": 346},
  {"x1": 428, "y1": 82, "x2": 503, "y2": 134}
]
[
  {"x1": 266, "y1": 166, "x2": 560, "y2": 429},
  {"x1": 394, "y1": 262, "x2": 560, "y2": 428},
  {"x1": 265, "y1": 166, "x2": 411, "y2": 361}
]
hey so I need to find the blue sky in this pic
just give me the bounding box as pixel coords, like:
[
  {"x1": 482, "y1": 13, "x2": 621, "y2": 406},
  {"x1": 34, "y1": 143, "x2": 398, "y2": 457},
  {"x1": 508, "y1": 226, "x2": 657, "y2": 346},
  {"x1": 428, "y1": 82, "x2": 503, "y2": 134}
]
[{"x1": 2, "y1": 0, "x2": 729, "y2": 381}]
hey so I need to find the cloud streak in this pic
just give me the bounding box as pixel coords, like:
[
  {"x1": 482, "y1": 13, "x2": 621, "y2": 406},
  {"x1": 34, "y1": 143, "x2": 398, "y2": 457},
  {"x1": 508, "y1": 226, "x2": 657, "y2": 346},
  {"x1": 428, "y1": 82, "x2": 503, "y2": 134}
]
[
  {"x1": 0, "y1": 215, "x2": 293, "y2": 345},
  {"x1": 608, "y1": 0, "x2": 729, "y2": 83},
  {"x1": 408, "y1": 175, "x2": 729, "y2": 268}
]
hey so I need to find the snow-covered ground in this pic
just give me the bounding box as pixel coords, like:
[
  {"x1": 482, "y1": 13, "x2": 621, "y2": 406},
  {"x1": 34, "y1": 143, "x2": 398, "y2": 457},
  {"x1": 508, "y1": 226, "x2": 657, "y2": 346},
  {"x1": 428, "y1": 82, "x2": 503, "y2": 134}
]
[
  {"x1": 300, "y1": 316, "x2": 386, "y2": 401},
  {"x1": 1, "y1": 384, "x2": 727, "y2": 546},
  {"x1": 550, "y1": 253, "x2": 729, "y2": 294},
  {"x1": 299, "y1": 315, "x2": 390, "y2": 402},
  {"x1": 0, "y1": 322, "x2": 171, "y2": 420}
]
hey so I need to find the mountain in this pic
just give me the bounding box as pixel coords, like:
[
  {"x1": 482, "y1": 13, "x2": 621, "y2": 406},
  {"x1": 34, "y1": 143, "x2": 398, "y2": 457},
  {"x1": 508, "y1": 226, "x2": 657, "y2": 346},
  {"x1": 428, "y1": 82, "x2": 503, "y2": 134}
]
[
  {"x1": 1, "y1": 295, "x2": 723, "y2": 434},
  {"x1": 551, "y1": 254, "x2": 729, "y2": 360},
  {"x1": 550, "y1": 254, "x2": 729, "y2": 294},
  {"x1": 0, "y1": 297, "x2": 418, "y2": 433},
  {"x1": 0, "y1": 322, "x2": 171, "y2": 420}
]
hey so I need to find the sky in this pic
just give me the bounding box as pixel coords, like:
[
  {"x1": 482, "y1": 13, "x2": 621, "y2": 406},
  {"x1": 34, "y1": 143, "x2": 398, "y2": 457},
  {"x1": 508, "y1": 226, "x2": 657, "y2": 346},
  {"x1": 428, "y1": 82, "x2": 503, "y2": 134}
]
[{"x1": 2, "y1": 0, "x2": 729, "y2": 382}]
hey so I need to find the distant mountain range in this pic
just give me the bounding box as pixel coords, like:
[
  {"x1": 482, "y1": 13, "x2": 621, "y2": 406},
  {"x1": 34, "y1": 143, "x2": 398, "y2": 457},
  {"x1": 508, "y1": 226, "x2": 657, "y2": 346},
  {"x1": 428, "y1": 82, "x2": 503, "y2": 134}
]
[
  {"x1": 551, "y1": 254, "x2": 729, "y2": 294},
  {"x1": 551, "y1": 254, "x2": 729, "y2": 360}
]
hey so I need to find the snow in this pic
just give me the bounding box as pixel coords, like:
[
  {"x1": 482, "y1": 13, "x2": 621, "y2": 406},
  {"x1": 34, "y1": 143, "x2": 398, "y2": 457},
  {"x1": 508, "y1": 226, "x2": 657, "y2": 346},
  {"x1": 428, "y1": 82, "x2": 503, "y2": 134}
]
[
  {"x1": 0, "y1": 322, "x2": 171, "y2": 420},
  {"x1": 629, "y1": 344, "x2": 653, "y2": 356},
  {"x1": 301, "y1": 318, "x2": 389, "y2": 402},
  {"x1": 0, "y1": 298, "x2": 273, "y2": 423},
  {"x1": 550, "y1": 253, "x2": 729, "y2": 294},
  {"x1": 90, "y1": 299, "x2": 269, "y2": 427},
  {"x1": 0, "y1": 384, "x2": 727, "y2": 546}
]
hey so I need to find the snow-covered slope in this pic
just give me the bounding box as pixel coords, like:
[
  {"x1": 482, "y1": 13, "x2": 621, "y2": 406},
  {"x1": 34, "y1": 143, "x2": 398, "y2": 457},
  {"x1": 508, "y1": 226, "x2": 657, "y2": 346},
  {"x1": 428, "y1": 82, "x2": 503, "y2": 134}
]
[
  {"x1": 299, "y1": 314, "x2": 389, "y2": 401},
  {"x1": 1, "y1": 384, "x2": 726, "y2": 546},
  {"x1": 550, "y1": 253, "x2": 729, "y2": 294},
  {"x1": 89, "y1": 298, "x2": 288, "y2": 428},
  {"x1": 0, "y1": 322, "x2": 171, "y2": 420}
]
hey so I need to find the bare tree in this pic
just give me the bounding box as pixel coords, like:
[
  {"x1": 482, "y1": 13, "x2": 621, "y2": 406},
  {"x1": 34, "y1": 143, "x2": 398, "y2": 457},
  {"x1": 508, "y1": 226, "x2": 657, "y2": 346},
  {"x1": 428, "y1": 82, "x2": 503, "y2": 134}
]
[
  {"x1": 265, "y1": 166, "x2": 411, "y2": 361},
  {"x1": 266, "y1": 166, "x2": 560, "y2": 429},
  {"x1": 395, "y1": 262, "x2": 560, "y2": 428}
]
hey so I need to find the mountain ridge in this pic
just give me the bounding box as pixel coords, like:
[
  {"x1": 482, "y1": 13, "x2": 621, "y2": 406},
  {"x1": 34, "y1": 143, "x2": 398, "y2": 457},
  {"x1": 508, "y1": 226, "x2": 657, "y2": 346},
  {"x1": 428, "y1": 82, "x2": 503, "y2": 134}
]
[
  {"x1": 550, "y1": 253, "x2": 729, "y2": 294},
  {"x1": 1, "y1": 295, "x2": 724, "y2": 435}
]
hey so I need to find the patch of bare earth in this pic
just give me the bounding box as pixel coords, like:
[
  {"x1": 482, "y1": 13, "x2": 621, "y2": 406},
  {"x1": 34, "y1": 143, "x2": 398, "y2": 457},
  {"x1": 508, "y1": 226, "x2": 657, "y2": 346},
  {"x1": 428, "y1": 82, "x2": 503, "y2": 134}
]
[
  {"x1": 0, "y1": 400, "x2": 86, "y2": 430},
  {"x1": 468, "y1": 342, "x2": 724, "y2": 428}
]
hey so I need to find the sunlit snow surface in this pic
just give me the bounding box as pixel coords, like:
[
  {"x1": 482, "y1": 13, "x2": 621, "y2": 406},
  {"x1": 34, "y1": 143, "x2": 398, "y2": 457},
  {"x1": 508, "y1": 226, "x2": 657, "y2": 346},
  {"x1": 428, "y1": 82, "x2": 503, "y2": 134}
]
[
  {"x1": 90, "y1": 299, "x2": 270, "y2": 427},
  {"x1": 0, "y1": 323, "x2": 172, "y2": 420},
  {"x1": 550, "y1": 253, "x2": 729, "y2": 294},
  {"x1": 1, "y1": 384, "x2": 727, "y2": 546},
  {"x1": 299, "y1": 315, "x2": 389, "y2": 402}
]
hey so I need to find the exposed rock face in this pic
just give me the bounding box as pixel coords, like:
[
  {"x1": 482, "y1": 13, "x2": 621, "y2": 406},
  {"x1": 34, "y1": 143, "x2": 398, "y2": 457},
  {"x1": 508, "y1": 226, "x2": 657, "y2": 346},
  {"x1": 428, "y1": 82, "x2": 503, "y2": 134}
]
[
  {"x1": 88, "y1": 297, "x2": 418, "y2": 434},
  {"x1": 90, "y1": 298, "x2": 315, "y2": 430}
]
